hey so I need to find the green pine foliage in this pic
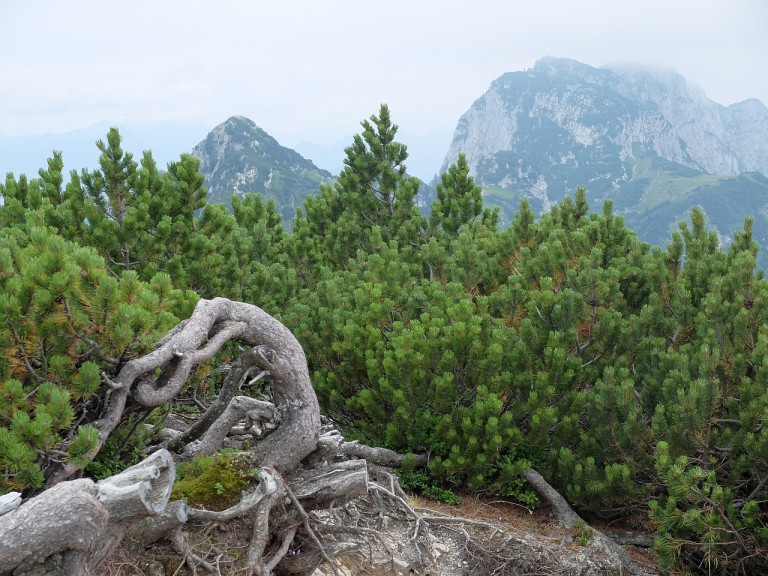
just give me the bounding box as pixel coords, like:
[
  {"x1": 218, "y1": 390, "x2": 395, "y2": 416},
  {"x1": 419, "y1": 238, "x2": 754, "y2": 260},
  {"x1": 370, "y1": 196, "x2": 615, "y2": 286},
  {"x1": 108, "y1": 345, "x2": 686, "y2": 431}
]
[
  {"x1": 2, "y1": 129, "x2": 247, "y2": 301},
  {"x1": 1, "y1": 110, "x2": 766, "y2": 574},
  {"x1": 279, "y1": 110, "x2": 767, "y2": 573},
  {"x1": 0, "y1": 221, "x2": 193, "y2": 491},
  {"x1": 295, "y1": 104, "x2": 426, "y2": 270}
]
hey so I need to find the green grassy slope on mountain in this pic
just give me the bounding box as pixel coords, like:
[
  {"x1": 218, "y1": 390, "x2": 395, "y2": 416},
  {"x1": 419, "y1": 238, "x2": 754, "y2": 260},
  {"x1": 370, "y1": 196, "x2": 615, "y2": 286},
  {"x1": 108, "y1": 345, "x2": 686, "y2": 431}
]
[{"x1": 479, "y1": 157, "x2": 768, "y2": 268}]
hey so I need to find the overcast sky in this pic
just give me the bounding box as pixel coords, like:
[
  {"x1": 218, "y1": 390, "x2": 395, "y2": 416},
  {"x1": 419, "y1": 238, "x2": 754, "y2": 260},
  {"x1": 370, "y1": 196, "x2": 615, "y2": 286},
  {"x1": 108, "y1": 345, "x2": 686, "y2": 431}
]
[{"x1": 2, "y1": 0, "x2": 767, "y2": 147}]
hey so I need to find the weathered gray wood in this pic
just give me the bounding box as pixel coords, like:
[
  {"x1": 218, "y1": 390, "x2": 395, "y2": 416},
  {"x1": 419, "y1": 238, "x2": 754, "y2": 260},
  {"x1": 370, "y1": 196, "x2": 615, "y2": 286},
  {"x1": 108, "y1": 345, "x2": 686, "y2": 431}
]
[
  {"x1": 339, "y1": 440, "x2": 428, "y2": 468},
  {"x1": 0, "y1": 451, "x2": 178, "y2": 575},
  {"x1": 163, "y1": 347, "x2": 268, "y2": 452},
  {"x1": 0, "y1": 479, "x2": 107, "y2": 574},
  {"x1": 192, "y1": 395, "x2": 278, "y2": 456},
  {"x1": 48, "y1": 298, "x2": 320, "y2": 484},
  {"x1": 522, "y1": 468, "x2": 582, "y2": 528},
  {"x1": 290, "y1": 459, "x2": 369, "y2": 509},
  {"x1": 522, "y1": 468, "x2": 655, "y2": 576},
  {"x1": 95, "y1": 448, "x2": 175, "y2": 522},
  {"x1": 308, "y1": 429, "x2": 428, "y2": 470},
  {"x1": 246, "y1": 470, "x2": 288, "y2": 575},
  {"x1": 127, "y1": 500, "x2": 189, "y2": 547}
]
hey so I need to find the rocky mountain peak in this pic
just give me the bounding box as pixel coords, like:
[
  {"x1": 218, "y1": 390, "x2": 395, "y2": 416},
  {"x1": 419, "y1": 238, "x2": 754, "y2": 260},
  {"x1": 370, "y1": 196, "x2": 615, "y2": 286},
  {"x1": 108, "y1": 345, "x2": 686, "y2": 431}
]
[
  {"x1": 444, "y1": 58, "x2": 768, "y2": 179},
  {"x1": 534, "y1": 55, "x2": 613, "y2": 85},
  {"x1": 192, "y1": 116, "x2": 332, "y2": 223},
  {"x1": 441, "y1": 58, "x2": 768, "y2": 267}
]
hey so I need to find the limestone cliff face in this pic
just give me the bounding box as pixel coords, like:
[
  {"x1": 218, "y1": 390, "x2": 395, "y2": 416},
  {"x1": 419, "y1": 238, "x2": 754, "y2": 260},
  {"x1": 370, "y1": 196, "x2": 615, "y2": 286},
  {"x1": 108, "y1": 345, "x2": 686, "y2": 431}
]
[
  {"x1": 443, "y1": 57, "x2": 768, "y2": 183},
  {"x1": 442, "y1": 57, "x2": 768, "y2": 268},
  {"x1": 607, "y1": 63, "x2": 767, "y2": 175}
]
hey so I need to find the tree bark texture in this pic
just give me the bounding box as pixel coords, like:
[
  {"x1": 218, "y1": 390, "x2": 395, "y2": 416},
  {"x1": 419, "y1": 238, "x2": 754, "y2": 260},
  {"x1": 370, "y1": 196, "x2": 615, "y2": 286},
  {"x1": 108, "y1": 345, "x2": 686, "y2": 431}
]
[
  {"x1": 95, "y1": 448, "x2": 175, "y2": 522},
  {"x1": 127, "y1": 500, "x2": 189, "y2": 547},
  {"x1": 192, "y1": 395, "x2": 277, "y2": 456},
  {"x1": 0, "y1": 492, "x2": 20, "y2": 517},
  {"x1": 0, "y1": 480, "x2": 106, "y2": 575},
  {"x1": 290, "y1": 459, "x2": 369, "y2": 509},
  {"x1": 0, "y1": 450, "x2": 175, "y2": 575},
  {"x1": 163, "y1": 347, "x2": 269, "y2": 452}
]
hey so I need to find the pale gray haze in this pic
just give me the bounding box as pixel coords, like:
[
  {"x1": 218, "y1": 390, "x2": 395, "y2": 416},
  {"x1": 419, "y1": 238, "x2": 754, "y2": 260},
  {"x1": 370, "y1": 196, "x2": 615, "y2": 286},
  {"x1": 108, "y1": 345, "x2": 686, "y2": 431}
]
[{"x1": 2, "y1": 0, "x2": 767, "y2": 179}]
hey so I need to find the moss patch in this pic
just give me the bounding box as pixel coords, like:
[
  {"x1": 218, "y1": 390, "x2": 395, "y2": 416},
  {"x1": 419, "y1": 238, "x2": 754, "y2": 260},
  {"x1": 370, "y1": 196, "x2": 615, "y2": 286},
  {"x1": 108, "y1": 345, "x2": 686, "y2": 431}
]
[{"x1": 171, "y1": 453, "x2": 252, "y2": 510}]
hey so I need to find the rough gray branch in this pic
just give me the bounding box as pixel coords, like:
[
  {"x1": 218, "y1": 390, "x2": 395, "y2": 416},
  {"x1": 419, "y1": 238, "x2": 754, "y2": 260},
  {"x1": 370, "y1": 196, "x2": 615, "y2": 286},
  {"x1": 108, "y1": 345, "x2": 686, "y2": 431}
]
[
  {"x1": 163, "y1": 346, "x2": 268, "y2": 452},
  {"x1": 0, "y1": 492, "x2": 21, "y2": 517},
  {"x1": 290, "y1": 459, "x2": 369, "y2": 509},
  {"x1": 128, "y1": 500, "x2": 189, "y2": 547},
  {"x1": 0, "y1": 451, "x2": 175, "y2": 575},
  {"x1": 190, "y1": 395, "x2": 278, "y2": 456},
  {"x1": 523, "y1": 467, "x2": 655, "y2": 576},
  {"x1": 0, "y1": 479, "x2": 106, "y2": 574},
  {"x1": 96, "y1": 448, "x2": 175, "y2": 522},
  {"x1": 522, "y1": 468, "x2": 581, "y2": 528},
  {"x1": 49, "y1": 297, "x2": 321, "y2": 484}
]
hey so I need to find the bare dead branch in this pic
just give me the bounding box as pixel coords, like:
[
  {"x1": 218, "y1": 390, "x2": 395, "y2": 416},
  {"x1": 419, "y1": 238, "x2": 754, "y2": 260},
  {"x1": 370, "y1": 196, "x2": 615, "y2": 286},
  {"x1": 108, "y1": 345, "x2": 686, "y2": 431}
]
[
  {"x1": 48, "y1": 297, "x2": 320, "y2": 484},
  {"x1": 522, "y1": 468, "x2": 581, "y2": 529},
  {"x1": 522, "y1": 467, "x2": 654, "y2": 575},
  {"x1": 134, "y1": 320, "x2": 249, "y2": 407},
  {"x1": 190, "y1": 395, "x2": 278, "y2": 456},
  {"x1": 285, "y1": 482, "x2": 345, "y2": 576},
  {"x1": 263, "y1": 524, "x2": 299, "y2": 573},
  {"x1": 128, "y1": 500, "x2": 189, "y2": 546},
  {"x1": 245, "y1": 469, "x2": 287, "y2": 575},
  {"x1": 171, "y1": 526, "x2": 219, "y2": 575},
  {"x1": 339, "y1": 440, "x2": 428, "y2": 468}
]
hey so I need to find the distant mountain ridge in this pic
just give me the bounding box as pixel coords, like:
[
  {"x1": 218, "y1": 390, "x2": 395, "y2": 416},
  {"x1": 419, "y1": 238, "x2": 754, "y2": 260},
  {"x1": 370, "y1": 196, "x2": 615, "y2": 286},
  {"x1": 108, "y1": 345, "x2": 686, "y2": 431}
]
[
  {"x1": 442, "y1": 57, "x2": 768, "y2": 265},
  {"x1": 7, "y1": 58, "x2": 768, "y2": 268},
  {"x1": 191, "y1": 116, "x2": 333, "y2": 223},
  {"x1": 444, "y1": 57, "x2": 768, "y2": 178}
]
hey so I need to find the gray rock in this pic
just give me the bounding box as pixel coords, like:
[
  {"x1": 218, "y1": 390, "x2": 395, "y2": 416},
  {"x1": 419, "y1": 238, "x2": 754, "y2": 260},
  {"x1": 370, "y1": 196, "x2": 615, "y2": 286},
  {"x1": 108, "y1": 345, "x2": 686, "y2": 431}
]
[{"x1": 444, "y1": 56, "x2": 768, "y2": 178}]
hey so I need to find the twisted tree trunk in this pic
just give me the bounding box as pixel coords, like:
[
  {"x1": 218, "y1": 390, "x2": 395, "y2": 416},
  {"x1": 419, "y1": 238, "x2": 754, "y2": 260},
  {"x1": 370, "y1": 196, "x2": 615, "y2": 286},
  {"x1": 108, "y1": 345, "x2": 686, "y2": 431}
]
[
  {"x1": 0, "y1": 450, "x2": 175, "y2": 575},
  {"x1": 46, "y1": 298, "x2": 320, "y2": 486}
]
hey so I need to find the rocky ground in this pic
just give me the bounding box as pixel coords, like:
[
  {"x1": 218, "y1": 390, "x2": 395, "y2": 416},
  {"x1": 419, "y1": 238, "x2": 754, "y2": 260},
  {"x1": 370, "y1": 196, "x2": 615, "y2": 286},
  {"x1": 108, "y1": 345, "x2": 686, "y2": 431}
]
[{"x1": 97, "y1": 491, "x2": 663, "y2": 576}]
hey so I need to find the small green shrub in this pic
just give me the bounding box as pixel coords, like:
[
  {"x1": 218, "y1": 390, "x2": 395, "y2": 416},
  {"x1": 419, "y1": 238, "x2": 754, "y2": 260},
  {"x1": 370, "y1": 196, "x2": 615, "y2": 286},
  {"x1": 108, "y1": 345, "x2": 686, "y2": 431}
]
[
  {"x1": 572, "y1": 519, "x2": 594, "y2": 546},
  {"x1": 399, "y1": 469, "x2": 461, "y2": 505},
  {"x1": 85, "y1": 410, "x2": 163, "y2": 480}
]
